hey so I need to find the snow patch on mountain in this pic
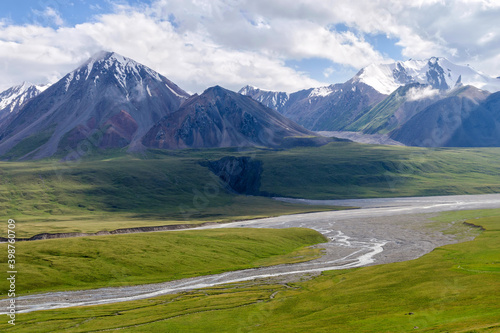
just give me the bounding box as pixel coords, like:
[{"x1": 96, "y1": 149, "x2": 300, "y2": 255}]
[
  {"x1": 357, "y1": 63, "x2": 400, "y2": 95},
  {"x1": 0, "y1": 82, "x2": 49, "y2": 113},
  {"x1": 238, "y1": 85, "x2": 290, "y2": 111},
  {"x1": 358, "y1": 57, "x2": 500, "y2": 94},
  {"x1": 165, "y1": 83, "x2": 185, "y2": 98},
  {"x1": 238, "y1": 85, "x2": 260, "y2": 96},
  {"x1": 308, "y1": 85, "x2": 337, "y2": 98}
]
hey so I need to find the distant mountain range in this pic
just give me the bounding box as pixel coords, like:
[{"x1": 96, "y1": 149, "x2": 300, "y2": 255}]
[
  {"x1": 357, "y1": 57, "x2": 500, "y2": 94},
  {"x1": 0, "y1": 52, "x2": 313, "y2": 159},
  {"x1": 239, "y1": 78, "x2": 386, "y2": 132},
  {"x1": 390, "y1": 86, "x2": 500, "y2": 147},
  {"x1": 1, "y1": 54, "x2": 500, "y2": 159},
  {"x1": 240, "y1": 57, "x2": 500, "y2": 147}
]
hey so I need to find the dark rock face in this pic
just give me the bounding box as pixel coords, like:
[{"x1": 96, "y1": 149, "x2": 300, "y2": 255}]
[
  {"x1": 143, "y1": 85, "x2": 314, "y2": 149},
  {"x1": 426, "y1": 58, "x2": 449, "y2": 90},
  {"x1": 204, "y1": 156, "x2": 263, "y2": 195},
  {"x1": 392, "y1": 63, "x2": 414, "y2": 85},
  {"x1": 0, "y1": 52, "x2": 189, "y2": 159}
]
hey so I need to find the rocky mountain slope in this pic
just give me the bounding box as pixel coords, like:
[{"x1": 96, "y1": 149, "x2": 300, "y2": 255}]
[
  {"x1": 345, "y1": 83, "x2": 449, "y2": 134},
  {"x1": 239, "y1": 80, "x2": 386, "y2": 131},
  {"x1": 0, "y1": 52, "x2": 189, "y2": 159},
  {"x1": 391, "y1": 87, "x2": 499, "y2": 147},
  {"x1": 143, "y1": 85, "x2": 315, "y2": 149},
  {"x1": 241, "y1": 57, "x2": 500, "y2": 147}
]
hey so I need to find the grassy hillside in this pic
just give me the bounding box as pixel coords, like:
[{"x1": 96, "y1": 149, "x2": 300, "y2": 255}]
[
  {"x1": 0, "y1": 149, "x2": 339, "y2": 237},
  {"x1": 5, "y1": 209, "x2": 498, "y2": 332},
  {"x1": 1, "y1": 142, "x2": 500, "y2": 236},
  {"x1": 0, "y1": 228, "x2": 326, "y2": 296},
  {"x1": 258, "y1": 142, "x2": 500, "y2": 199},
  {"x1": 345, "y1": 86, "x2": 408, "y2": 134}
]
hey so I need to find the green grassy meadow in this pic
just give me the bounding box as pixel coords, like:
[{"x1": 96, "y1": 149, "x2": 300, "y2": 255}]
[
  {"x1": 258, "y1": 142, "x2": 500, "y2": 199},
  {"x1": 0, "y1": 228, "x2": 326, "y2": 296},
  {"x1": 0, "y1": 149, "x2": 339, "y2": 238},
  {"x1": 1, "y1": 142, "x2": 500, "y2": 332},
  {"x1": 2, "y1": 142, "x2": 500, "y2": 237},
  {"x1": 3, "y1": 210, "x2": 498, "y2": 332}
]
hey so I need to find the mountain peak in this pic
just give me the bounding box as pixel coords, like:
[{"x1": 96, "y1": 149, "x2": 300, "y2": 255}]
[
  {"x1": 203, "y1": 85, "x2": 230, "y2": 96},
  {"x1": 143, "y1": 86, "x2": 312, "y2": 150},
  {"x1": 80, "y1": 51, "x2": 142, "y2": 73},
  {"x1": 0, "y1": 52, "x2": 190, "y2": 159},
  {"x1": 357, "y1": 57, "x2": 500, "y2": 94},
  {"x1": 238, "y1": 85, "x2": 259, "y2": 95},
  {"x1": 90, "y1": 50, "x2": 113, "y2": 60},
  {"x1": 87, "y1": 51, "x2": 131, "y2": 63},
  {"x1": 0, "y1": 82, "x2": 47, "y2": 115},
  {"x1": 428, "y1": 56, "x2": 440, "y2": 64},
  {"x1": 61, "y1": 51, "x2": 180, "y2": 96}
]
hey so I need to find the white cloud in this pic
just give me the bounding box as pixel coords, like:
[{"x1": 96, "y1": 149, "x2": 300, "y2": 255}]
[
  {"x1": 0, "y1": 9, "x2": 326, "y2": 93},
  {"x1": 0, "y1": 0, "x2": 500, "y2": 92},
  {"x1": 323, "y1": 67, "x2": 335, "y2": 78},
  {"x1": 406, "y1": 86, "x2": 441, "y2": 101},
  {"x1": 32, "y1": 7, "x2": 65, "y2": 27}
]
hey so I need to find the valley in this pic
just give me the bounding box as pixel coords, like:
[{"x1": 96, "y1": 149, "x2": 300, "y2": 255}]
[
  {"x1": 1, "y1": 50, "x2": 499, "y2": 333},
  {"x1": 2, "y1": 142, "x2": 500, "y2": 238},
  {"x1": 0, "y1": 198, "x2": 498, "y2": 332}
]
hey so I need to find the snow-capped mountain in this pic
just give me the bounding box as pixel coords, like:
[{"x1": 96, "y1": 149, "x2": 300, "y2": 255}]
[
  {"x1": 238, "y1": 86, "x2": 290, "y2": 113},
  {"x1": 238, "y1": 84, "x2": 344, "y2": 113},
  {"x1": 0, "y1": 51, "x2": 190, "y2": 159},
  {"x1": 0, "y1": 82, "x2": 49, "y2": 117},
  {"x1": 356, "y1": 57, "x2": 500, "y2": 94},
  {"x1": 307, "y1": 85, "x2": 338, "y2": 98},
  {"x1": 239, "y1": 80, "x2": 385, "y2": 131},
  {"x1": 240, "y1": 56, "x2": 500, "y2": 145}
]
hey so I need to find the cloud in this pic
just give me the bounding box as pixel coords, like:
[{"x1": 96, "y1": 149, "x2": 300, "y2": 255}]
[
  {"x1": 0, "y1": 9, "x2": 326, "y2": 93},
  {"x1": 406, "y1": 86, "x2": 441, "y2": 101},
  {"x1": 323, "y1": 67, "x2": 335, "y2": 78},
  {"x1": 144, "y1": 0, "x2": 500, "y2": 78},
  {"x1": 1, "y1": 0, "x2": 500, "y2": 93},
  {"x1": 147, "y1": 0, "x2": 388, "y2": 68},
  {"x1": 32, "y1": 7, "x2": 65, "y2": 27}
]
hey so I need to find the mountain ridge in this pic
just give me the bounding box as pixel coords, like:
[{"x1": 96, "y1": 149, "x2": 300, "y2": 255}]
[
  {"x1": 0, "y1": 82, "x2": 49, "y2": 122},
  {"x1": 356, "y1": 57, "x2": 500, "y2": 94},
  {"x1": 240, "y1": 57, "x2": 500, "y2": 146},
  {"x1": 142, "y1": 85, "x2": 315, "y2": 149},
  {"x1": 0, "y1": 51, "x2": 190, "y2": 159}
]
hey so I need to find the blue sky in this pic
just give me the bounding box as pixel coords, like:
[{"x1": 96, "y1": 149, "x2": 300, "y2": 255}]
[
  {"x1": 0, "y1": 1, "x2": 499, "y2": 93},
  {"x1": 1, "y1": 0, "x2": 108, "y2": 27}
]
